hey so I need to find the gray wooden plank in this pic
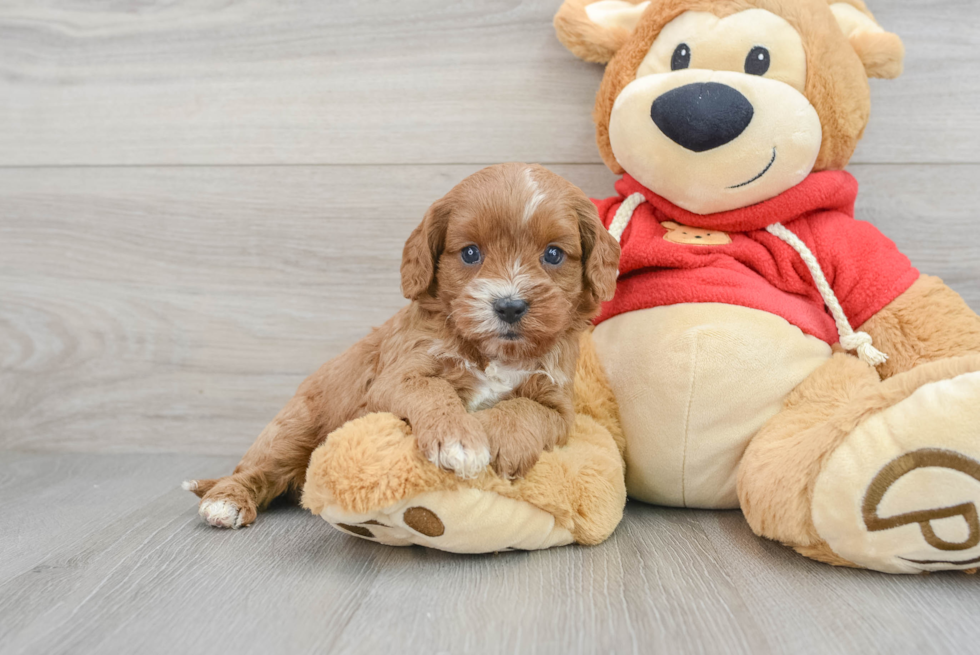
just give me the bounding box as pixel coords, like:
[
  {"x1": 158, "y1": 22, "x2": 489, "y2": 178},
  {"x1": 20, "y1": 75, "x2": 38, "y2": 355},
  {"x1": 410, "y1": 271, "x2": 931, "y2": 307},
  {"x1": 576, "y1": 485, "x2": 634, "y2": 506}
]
[
  {"x1": 0, "y1": 452, "x2": 235, "y2": 583},
  {"x1": 696, "y1": 511, "x2": 980, "y2": 655},
  {"x1": 0, "y1": 473, "x2": 392, "y2": 655},
  {"x1": 0, "y1": 0, "x2": 976, "y2": 167},
  {"x1": 1, "y1": 163, "x2": 977, "y2": 455},
  {"x1": 326, "y1": 504, "x2": 774, "y2": 655},
  {"x1": 1, "y1": 455, "x2": 976, "y2": 655}
]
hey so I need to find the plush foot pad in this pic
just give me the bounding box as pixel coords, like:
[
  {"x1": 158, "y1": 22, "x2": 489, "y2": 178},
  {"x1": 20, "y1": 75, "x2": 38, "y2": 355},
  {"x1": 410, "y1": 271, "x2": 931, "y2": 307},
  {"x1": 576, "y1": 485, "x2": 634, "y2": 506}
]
[
  {"x1": 317, "y1": 488, "x2": 574, "y2": 553},
  {"x1": 813, "y1": 369, "x2": 980, "y2": 573}
]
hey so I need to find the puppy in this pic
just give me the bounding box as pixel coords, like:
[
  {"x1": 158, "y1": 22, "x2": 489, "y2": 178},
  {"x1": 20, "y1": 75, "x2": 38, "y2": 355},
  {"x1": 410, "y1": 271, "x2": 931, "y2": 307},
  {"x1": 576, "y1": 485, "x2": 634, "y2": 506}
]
[{"x1": 185, "y1": 163, "x2": 620, "y2": 528}]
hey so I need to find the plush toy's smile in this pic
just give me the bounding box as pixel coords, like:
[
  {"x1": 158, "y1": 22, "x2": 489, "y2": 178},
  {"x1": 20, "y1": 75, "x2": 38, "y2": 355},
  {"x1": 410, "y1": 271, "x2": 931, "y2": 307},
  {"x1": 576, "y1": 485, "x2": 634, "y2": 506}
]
[
  {"x1": 609, "y1": 69, "x2": 821, "y2": 215},
  {"x1": 728, "y1": 147, "x2": 777, "y2": 189}
]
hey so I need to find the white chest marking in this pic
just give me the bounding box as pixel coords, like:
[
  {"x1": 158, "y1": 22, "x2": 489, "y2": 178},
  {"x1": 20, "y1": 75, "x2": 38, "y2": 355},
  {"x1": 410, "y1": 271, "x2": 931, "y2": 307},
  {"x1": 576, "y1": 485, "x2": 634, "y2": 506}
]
[{"x1": 467, "y1": 361, "x2": 533, "y2": 412}]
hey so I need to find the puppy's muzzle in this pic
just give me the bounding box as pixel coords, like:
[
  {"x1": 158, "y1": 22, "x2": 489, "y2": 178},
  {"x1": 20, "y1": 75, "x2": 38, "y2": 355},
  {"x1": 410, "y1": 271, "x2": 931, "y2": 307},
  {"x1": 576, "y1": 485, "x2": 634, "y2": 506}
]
[
  {"x1": 493, "y1": 298, "x2": 529, "y2": 325},
  {"x1": 650, "y1": 82, "x2": 754, "y2": 152}
]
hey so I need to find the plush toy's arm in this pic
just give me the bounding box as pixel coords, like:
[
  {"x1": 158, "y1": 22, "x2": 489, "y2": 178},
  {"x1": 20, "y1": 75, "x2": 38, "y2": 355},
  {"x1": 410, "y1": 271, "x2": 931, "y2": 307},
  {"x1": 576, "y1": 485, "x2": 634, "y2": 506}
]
[{"x1": 859, "y1": 274, "x2": 980, "y2": 379}]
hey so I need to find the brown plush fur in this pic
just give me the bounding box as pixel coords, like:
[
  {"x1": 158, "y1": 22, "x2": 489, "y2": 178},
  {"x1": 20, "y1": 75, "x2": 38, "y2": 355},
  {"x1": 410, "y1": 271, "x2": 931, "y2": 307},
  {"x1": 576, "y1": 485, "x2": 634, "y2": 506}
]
[
  {"x1": 187, "y1": 163, "x2": 620, "y2": 527},
  {"x1": 301, "y1": 330, "x2": 629, "y2": 546},
  {"x1": 860, "y1": 275, "x2": 980, "y2": 380},
  {"x1": 554, "y1": 0, "x2": 899, "y2": 173},
  {"x1": 553, "y1": 0, "x2": 643, "y2": 64}
]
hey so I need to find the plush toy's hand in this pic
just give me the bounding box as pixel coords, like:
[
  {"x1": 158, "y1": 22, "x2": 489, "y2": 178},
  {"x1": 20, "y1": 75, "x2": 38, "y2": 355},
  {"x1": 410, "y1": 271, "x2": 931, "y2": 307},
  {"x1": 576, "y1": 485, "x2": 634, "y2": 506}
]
[{"x1": 415, "y1": 414, "x2": 491, "y2": 480}]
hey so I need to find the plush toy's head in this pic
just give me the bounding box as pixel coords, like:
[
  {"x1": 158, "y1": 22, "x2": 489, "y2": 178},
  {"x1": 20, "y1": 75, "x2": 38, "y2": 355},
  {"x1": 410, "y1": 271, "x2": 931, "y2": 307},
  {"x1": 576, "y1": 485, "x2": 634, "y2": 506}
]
[{"x1": 555, "y1": 0, "x2": 904, "y2": 215}]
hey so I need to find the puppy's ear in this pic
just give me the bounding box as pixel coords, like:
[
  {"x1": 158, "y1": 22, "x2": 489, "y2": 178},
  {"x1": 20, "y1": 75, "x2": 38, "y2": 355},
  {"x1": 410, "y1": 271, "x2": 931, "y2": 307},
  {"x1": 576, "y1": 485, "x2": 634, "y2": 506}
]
[
  {"x1": 554, "y1": 0, "x2": 651, "y2": 64},
  {"x1": 401, "y1": 199, "x2": 451, "y2": 300},
  {"x1": 575, "y1": 196, "x2": 620, "y2": 303},
  {"x1": 830, "y1": 2, "x2": 904, "y2": 79}
]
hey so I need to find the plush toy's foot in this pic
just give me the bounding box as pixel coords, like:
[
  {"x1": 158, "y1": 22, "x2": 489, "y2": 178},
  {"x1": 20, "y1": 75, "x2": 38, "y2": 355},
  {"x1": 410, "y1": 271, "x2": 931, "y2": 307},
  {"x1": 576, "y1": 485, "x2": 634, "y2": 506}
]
[
  {"x1": 301, "y1": 410, "x2": 626, "y2": 554},
  {"x1": 740, "y1": 354, "x2": 980, "y2": 574},
  {"x1": 811, "y1": 362, "x2": 980, "y2": 574},
  {"x1": 318, "y1": 489, "x2": 573, "y2": 552}
]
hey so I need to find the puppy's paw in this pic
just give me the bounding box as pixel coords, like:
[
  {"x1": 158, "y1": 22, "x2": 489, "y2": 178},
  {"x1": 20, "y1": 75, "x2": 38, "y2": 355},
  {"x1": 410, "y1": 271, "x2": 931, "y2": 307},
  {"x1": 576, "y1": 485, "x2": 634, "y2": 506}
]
[
  {"x1": 491, "y1": 440, "x2": 542, "y2": 480},
  {"x1": 433, "y1": 441, "x2": 492, "y2": 480},
  {"x1": 199, "y1": 498, "x2": 246, "y2": 529},
  {"x1": 191, "y1": 478, "x2": 258, "y2": 529},
  {"x1": 417, "y1": 417, "x2": 491, "y2": 480}
]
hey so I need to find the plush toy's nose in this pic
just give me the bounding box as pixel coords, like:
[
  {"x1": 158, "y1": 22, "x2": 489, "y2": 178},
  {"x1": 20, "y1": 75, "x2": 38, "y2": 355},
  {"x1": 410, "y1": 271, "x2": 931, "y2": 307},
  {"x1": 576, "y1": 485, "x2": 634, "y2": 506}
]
[{"x1": 650, "y1": 82, "x2": 754, "y2": 152}]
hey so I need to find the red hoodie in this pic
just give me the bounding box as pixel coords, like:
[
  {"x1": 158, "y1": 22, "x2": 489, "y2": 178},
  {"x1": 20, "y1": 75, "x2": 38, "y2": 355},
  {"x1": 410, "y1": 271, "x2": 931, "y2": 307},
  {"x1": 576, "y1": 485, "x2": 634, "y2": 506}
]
[{"x1": 593, "y1": 171, "x2": 919, "y2": 345}]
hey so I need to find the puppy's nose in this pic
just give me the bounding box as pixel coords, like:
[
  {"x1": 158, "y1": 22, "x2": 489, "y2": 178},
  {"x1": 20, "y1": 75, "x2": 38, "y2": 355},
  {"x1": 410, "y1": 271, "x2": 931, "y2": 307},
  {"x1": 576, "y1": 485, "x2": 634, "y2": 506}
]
[
  {"x1": 493, "y1": 298, "x2": 528, "y2": 324},
  {"x1": 650, "y1": 82, "x2": 754, "y2": 152}
]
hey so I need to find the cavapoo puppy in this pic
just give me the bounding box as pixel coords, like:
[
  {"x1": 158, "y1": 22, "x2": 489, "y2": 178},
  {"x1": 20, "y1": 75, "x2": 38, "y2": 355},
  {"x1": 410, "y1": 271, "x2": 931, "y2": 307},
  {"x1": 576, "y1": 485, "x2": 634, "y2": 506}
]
[{"x1": 185, "y1": 163, "x2": 620, "y2": 528}]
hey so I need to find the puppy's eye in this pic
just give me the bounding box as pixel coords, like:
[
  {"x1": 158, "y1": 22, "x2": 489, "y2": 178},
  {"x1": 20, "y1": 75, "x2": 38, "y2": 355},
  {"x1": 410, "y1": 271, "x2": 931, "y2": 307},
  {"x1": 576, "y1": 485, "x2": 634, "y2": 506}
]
[
  {"x1": 671, "y1": 43, "x2": 691, "y2": 71},
  {"x1": 745, "y1": 46, "x2": 770, "y2": 76},
  {"x1": 460, "y1": 245, "x2": 482, "y2": 265},
  {"x1": 542, "y1": 246, "x2": 565, "y2": 266}
]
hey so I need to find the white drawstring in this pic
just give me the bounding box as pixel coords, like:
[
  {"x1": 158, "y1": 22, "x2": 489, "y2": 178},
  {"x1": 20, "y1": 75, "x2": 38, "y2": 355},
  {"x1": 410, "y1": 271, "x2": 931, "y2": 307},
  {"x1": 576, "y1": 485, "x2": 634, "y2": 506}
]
[
  {"x1": 603, "y1": 197, "x2": 887, "y2": 366},
  {"x1": 607, "y1": 193, "x2": 646, "y2": 278},
  {"x1": 608, "y1": 193, "x2": 647, "y2": 243},
  {"x1": 766, "y1": 222, "x2": 888, "y2": 366}
]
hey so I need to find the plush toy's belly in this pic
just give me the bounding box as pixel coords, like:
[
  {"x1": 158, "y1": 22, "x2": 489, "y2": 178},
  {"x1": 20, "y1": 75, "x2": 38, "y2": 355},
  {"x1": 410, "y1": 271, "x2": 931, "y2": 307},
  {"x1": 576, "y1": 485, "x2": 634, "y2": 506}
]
[{"x1": 592, "y1": 303, "x2": 832, "y2": 509}]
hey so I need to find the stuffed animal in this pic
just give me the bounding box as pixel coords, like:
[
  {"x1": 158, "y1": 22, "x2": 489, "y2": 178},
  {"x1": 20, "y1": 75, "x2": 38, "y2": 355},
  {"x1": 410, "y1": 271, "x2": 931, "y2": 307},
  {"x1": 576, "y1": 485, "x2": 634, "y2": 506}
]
[
  {"x1": 305, "y1": 0, "x2": 980, "y2": 574},
  {"x1": 552, "y1": 0, "x2": 980, "y2": 574}
]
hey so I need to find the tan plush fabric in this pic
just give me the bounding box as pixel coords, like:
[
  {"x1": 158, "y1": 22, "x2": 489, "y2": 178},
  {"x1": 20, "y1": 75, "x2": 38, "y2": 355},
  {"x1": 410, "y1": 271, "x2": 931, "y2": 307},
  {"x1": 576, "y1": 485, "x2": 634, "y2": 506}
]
[
  {"x1": 554, "y1": 0, "x2": 649, "y2": 63},
  {"x1": 302, "y1": 331, "x2": 628, "y2": 550},
  {"x1": 318, "y1": 489, "x2": 576, "y2": 553},
  {"x1": 593, "y1": 303, "x2": 830, "y2": 508},
  {"x1": 739, "y1": 353, "x2": 980, "y2": 566},
  {"x1": 860, "y1": 275, "x2": 980, "y2": 380},
  {"x1": 812, "y1": 368, "x2": 980, "y2": 573}
]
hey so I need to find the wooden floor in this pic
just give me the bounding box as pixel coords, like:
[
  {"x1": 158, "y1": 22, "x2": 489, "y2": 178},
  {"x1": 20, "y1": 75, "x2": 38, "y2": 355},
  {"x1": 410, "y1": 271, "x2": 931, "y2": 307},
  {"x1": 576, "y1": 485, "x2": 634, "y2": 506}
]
[{"x1": 1, "y1": 1, "x2": 978, "y2": 653}]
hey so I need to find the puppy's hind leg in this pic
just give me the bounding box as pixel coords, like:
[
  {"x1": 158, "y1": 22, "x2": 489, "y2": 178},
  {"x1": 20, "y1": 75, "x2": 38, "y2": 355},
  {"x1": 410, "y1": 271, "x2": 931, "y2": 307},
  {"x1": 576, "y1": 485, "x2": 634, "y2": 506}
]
[{"x1": 185, "y1": 393, "x2": 323, "y2": 529}]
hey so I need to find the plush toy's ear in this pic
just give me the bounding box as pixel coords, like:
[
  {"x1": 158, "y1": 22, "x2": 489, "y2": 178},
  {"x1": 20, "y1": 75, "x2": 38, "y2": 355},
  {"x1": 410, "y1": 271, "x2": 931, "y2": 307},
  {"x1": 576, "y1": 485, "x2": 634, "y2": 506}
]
[
  {"x1": 830, "y1": 2, "x2": 905, "y2": 79},
  {"x1": 554, "y1": 0, "x2": 651, "y2": 64},
  {"x1": 574, "y1": 196, "x2": 620, "y2": 303},
  {"x1": 401, "y1": 199, "x2": 452, "y2": 300},
  {"x1": 661, "y1": 221, "x2": 679, "y2": 230}
]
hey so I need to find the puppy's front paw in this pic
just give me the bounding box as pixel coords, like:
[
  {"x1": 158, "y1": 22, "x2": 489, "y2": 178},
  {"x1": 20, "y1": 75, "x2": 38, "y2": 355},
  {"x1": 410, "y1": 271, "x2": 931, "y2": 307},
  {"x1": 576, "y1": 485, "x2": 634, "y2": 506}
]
[
  {"x1": 491, "y1": 440, "x2": 541, "y2": 480},
  {"x1": 416, "y1": 417, "x2": 491, "y2": 480}
]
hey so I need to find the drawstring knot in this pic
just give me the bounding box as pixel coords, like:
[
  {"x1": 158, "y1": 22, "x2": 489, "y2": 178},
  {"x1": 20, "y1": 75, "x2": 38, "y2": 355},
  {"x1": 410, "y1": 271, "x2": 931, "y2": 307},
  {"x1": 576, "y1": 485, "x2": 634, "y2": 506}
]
[
  {"x1": 839, "y1": 331, "x2": 889, "y2": 367},
  {"x1": 601, "y1": 198, "x2": 889, "y2": 368},
  {"x1": 766, "y1": 222, "x2": 888, "y2": 367}
]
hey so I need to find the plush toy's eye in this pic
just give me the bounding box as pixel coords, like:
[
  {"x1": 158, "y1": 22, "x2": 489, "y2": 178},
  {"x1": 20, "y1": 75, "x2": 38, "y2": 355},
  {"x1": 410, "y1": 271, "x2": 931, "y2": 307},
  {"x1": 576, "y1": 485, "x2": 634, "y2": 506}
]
[
  {"x1": 542, "y1": 245, "x2": 565, "y2": 266},
  {"x1": 460, "y1": 245, "x2": 482, "y2": 265},
  {"x1": 745, "y1": 46, "x2": 770, "y2": 76},
  {"x1": 671, "y1": 43, "x2": 691, "y2": 71}
]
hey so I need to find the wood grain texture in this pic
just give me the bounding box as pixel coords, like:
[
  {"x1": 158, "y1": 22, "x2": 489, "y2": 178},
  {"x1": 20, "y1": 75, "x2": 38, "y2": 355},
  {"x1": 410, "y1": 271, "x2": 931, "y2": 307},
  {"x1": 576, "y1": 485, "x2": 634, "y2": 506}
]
[
  {"x1": 1, "y1": 454, "x2": 977, "y2": 655},
  {"x1": 2, "y1": 164, "x2": 977, "y2": 455},
  {"x1": 0, "y1": 0, "x2": 976, "y2": 167},
  {"x1": 0, "y1": 452, "x2": 235, "y2": 583},
  {"x1": 1, "y1": 2, "x2": 978, "y2": 653}
]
